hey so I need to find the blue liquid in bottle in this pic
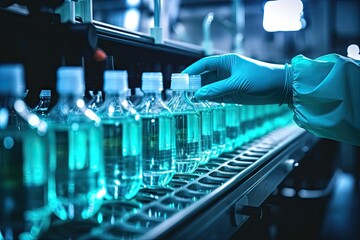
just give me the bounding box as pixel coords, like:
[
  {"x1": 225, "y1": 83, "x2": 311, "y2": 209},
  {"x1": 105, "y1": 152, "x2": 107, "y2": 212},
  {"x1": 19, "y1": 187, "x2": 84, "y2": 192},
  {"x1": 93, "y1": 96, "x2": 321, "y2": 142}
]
[
  {"x1": 46, "y1": 67, "x2": 105, "y2": 221},
  {"x1": 167, "y1": 73, "x2": 201, "y2": 173},
  {"x1": 136, "y1": 72, "x2": 175, "y2": 188},
  {"x1": 0, "y1": 64, "x2": 52, "y2": 239},
  {"x1": 98, "y1": 70, "x2": 142, "y2": 199},
  {"x1": 188, "y1": 75, "x2": 213, "y2": 165}
]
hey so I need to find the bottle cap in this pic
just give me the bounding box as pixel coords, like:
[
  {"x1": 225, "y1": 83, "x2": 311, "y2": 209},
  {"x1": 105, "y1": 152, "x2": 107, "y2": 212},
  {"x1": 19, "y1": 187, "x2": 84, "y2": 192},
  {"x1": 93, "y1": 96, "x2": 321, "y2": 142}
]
[
  {"x1": 104, "y1": 70, "x2": 129, "y2": 94},
  {"x1": 0, "y1": 64, "x2": 25, "y2": 96},
  {"x1": 170, "y1": 73, "x2": 189, "y2": 90},
  {"x1": 141, "y1": 72, "x2": 163, "y2": 92},
  {"x1": 39, "y1": 89, "x2": 51, "y2": 97},
  {"x1": 57, "y1": 66, "x2": 85, "y2": 95},
  {"x1": 189, "y1": 75, "x2": 202, "y2": 91}
]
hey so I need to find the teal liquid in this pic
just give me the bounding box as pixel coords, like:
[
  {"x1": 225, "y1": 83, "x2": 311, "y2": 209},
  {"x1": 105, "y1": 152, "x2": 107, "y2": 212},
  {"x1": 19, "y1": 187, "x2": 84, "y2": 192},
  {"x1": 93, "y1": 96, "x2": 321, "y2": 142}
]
[
  {"x1": 173, "y1": 112, "x2": 201, "y2": 173},
  {"x1": 48, "y1": 122, "x2": 105, "y2": 221},
  {"x1": 199, "y1": 109, "x2": 212, "y2": 164},
  {"x1": 141, "y1": 116, "x2": 175, "y2": 188},
  {"x1": 0, "y1": 129, "x2": 51, "y2": 240},
  {"x1": 224, "y1": 104, "x2": 241, "y2": 152},
  {"x1": 102, "y1": 120, "x2": 142, "y2": 199},
  {"x1": 211, "y1": 107, "x2": 226, "y2": 158}
]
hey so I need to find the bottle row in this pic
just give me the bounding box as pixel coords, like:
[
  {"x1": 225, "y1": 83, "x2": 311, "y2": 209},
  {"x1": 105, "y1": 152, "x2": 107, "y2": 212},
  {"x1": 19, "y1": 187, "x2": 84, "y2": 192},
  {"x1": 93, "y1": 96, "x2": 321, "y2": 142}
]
[{"x1": 0, "y1": 64, "x2": 293, "y2": 239}]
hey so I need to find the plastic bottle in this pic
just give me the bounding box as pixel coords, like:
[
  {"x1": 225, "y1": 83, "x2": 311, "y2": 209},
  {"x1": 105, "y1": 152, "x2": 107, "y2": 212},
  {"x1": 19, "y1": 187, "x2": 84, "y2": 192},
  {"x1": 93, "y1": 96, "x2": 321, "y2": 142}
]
[
  {"x1": 208, "y1": 101, "x2": 226, "y2": 158},
  {"x1": 0, "y1": 64, "x2": 52, "y2": 239},
  {"x1": 46, "y1": 66, "x2": 105, "y2": 221},
  {"x1": 188, "y1": 75, "x2": 212, "y2": 165},
  {"x1": 224, "y1": 103, "x2": 241, "y2": 152},
  {"x1": 167, "y1": 73, "x2": 201, "y2": 173},
  {"x1": 32, "y1": 89, "x2": 51, "y2": 118},
  {"x1": 136, "y1": 72, "x2": 175, "y2": 188},
  {"x1": 97, "y1": 70, "x2": 142, "y2": 199}
]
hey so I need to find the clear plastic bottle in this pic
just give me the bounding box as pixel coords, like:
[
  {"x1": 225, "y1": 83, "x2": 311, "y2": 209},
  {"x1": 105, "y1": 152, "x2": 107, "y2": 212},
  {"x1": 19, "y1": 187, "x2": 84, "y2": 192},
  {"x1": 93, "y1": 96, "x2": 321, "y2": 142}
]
[
  {"x1": 97, "y1": 70, "x2": 142, "y2": 200},
  {"x1": 208, "y1": 101, "x2": 226, "y2": 158},
  {"x1": 0, "y1": 64, "x2": 52, "y2": 239},
  {"x1": 224, "y1": 103, "x2": 241, "y2": 152},
  {"x1": 188, "y1": 75, "x2": 212, "y2": 165},
  {"x1": 167, "y1": 73, "x2": 201, "y2": 173},
  {"x1": 46, "y1": 66, "x2": 105, "y2": 221},
  {"x1": 136, "y1": 72, "x2": 175, "y2": 187},
  {"x1": 32, "y1": 89, "x2": 51, "y2": 118}
]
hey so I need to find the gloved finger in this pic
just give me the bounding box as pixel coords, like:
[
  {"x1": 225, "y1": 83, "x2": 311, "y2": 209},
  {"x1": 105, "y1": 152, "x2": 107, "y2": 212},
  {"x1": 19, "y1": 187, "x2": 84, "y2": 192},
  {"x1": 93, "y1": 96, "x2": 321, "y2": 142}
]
[
  {"x1": 194, "y1": 77, "x2": 239, "y2": 101},
  {"x1": 182, "y1": 55, "x2": 222, "y2": 75}
]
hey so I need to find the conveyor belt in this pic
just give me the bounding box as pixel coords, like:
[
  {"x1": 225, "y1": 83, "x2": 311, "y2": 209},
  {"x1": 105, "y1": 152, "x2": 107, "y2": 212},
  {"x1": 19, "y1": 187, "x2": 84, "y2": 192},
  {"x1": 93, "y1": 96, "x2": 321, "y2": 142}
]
[{"x1": 42, "y1": 124, "x2": 319, "y2": 240}]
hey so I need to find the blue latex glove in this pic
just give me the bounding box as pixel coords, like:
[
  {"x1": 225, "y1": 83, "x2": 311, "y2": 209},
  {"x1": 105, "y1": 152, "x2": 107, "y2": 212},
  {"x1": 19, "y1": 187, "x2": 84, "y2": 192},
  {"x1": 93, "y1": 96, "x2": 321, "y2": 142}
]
[{"x1": 182, "y1": 53, "x2": 289, "y2": 105}]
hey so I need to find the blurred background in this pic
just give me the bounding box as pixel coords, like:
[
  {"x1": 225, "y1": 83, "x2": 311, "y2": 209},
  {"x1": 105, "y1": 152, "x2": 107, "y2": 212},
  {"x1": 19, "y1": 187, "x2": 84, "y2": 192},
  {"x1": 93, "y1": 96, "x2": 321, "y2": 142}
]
[{"x1": 92, "y1": 0, "x2": 360, "y2": 63}]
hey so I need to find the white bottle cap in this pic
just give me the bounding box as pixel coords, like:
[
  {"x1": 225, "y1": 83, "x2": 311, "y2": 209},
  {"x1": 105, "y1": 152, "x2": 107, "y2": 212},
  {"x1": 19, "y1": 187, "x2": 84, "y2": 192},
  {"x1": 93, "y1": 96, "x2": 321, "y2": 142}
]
[
  {"x1": 189, "y1": 75, "x2": 202, "y2": 91},
  {"x1": 0, "y1": 64, "x2": 25, "y2": 96},
  {"x1": 103, "y1": 70, "x2": 128, "y2": 94},
  {"x1": 141, "y1": 72, "x2": 163, "y2": 92},
  {"x1": 57, "y1": 66, "x2": 85, "y2": 95},
  {"x1": 170, "y1": 73, "x2": 189, "y2": 90}
]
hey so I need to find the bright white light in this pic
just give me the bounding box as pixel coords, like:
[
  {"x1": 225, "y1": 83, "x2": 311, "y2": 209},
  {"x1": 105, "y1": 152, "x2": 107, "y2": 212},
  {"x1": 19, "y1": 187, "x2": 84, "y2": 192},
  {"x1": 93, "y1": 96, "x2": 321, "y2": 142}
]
[
  {"x1": 347, "y1": 44, "x2": 360, "y2": 60},
  {"x1": 28, "y1": 114, "x2": 40, "y2": 127},
  {"x1": 263, "y1": 0, "x2": 305, "y2": 32},
  {"x1": 126, "y1": 0, "x2": 140, "y2": 7},
  {"x1": 124, "y1": 8, "x2": 140, "y2": 31},
  {"x1": 76, "y1": 99, "x2": 85, "y2": 108},
  {"x1": 14, "y1": 100, "x2": 26, "y2": 112}
]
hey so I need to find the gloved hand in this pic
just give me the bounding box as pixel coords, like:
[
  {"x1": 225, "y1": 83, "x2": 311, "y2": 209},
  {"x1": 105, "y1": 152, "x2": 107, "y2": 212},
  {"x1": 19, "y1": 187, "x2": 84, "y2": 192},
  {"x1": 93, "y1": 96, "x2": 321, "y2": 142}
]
[{"x1": 182, "y1": 53, "x2": 291, "y2": 105}]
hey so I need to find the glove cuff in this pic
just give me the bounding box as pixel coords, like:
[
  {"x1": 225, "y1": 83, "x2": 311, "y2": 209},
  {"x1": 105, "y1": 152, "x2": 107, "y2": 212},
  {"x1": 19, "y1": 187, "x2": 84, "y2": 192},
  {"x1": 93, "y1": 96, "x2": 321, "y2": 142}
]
[{"x1": 280, "y1": 63, "x2": 293, "y2": 106}]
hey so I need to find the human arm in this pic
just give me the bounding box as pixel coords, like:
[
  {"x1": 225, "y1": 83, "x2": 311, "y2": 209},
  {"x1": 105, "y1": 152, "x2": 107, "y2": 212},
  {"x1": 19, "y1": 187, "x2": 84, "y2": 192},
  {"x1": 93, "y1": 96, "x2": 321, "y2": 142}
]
[{"x1": 182, "y1": 53, "x2": 360, "y2": 146}]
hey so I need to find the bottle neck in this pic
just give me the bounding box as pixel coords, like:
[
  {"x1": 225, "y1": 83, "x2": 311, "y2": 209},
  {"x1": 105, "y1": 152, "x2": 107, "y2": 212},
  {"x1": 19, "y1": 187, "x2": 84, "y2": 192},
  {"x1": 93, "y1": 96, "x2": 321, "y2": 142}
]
[
  {"x1": 143, "y1": 91, "x2": 162, "y2": 100},
  {"x1": 105, "y1": 92, "x2": 126, "y2": 100},
  {"x1": 57, "y1": 94, "x2": 84, "y2": 106}
]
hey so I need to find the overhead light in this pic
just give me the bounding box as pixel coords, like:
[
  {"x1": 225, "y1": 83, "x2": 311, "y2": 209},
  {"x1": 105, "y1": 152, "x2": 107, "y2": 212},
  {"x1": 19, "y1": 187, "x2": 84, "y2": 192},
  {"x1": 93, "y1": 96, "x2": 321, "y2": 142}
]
[
  {"x1": 263, "y1": 0, "x2": 306, "y2": 32},
  {"x1": 347, "y1": 44, "x2": 360, "y2": 60},
  {"x1": 124, "y1": 8, "x2": 140, "y2": 31}
]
